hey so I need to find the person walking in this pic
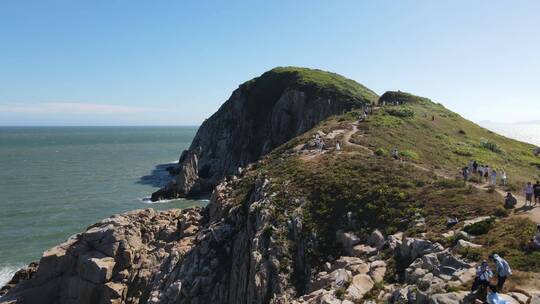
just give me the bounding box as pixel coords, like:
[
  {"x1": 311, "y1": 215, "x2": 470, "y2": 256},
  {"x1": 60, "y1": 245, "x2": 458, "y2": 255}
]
[
  {"x1": 500, "y1": 170, "x2": 507, "y2": 186},
  {"x1": 534, "y1": 180, "x2": 540, "y2": 205},
  {"x1": 490, "y1": 254, "x2": 512, "y2": 291},
  {"x1": 391, "y1": 148, "x2": 399, "y2": 160},
  {"x1": 478, "y1": 165, "x2": 485, "y2": 183},
  {"x1": 462, "y1": 167, "x2": 470, "y2": 182},
  {"x1": 473, "y1": 160, "x2": 478, "y2": 173},
  {"x1": 490, "y1": 169, "x2": 497, "y2": 187},
  {"x1": 525, "y1": 182, "x2": 534, "y2": 207},
  {"x1": 471, "y1": 260, "x2": 493, "y2": 293}
]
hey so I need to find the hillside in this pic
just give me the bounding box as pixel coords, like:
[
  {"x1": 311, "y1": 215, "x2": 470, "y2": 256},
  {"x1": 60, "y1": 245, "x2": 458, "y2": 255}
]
[
  {"x1": 151, "y1": 67, "x2": 378, "y2": 201},
  {"x1": 2, "y1": 70, "x2": 540, "y2": 304}
]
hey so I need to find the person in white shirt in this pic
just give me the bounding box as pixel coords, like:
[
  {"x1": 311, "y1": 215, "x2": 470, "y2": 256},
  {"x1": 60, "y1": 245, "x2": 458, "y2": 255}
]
[
  {"x1": 490, "y1": 169, "x2": 497, "y2": 187},
  {"x1": 500, "y1": 170, "x2": 507, "y2": 186},
  {"x1": 471, "y1": 260, "x2": 493, "y2": 293}
]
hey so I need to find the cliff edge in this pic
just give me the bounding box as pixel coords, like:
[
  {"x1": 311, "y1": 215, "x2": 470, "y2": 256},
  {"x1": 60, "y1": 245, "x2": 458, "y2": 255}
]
[{"x1": 150, "y1": 67, "x2": 378, "y2": 201}]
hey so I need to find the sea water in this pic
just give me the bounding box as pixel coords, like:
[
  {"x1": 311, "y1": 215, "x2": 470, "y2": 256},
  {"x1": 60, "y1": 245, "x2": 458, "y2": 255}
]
[{"x1": 0, "y1": 126, "x2": 204, "y2": 286}]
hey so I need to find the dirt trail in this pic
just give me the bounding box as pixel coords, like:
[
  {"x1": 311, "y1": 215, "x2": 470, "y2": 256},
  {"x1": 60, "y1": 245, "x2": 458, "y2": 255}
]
[{"x1": 342, "y1": 124, "x2": 374, "y2": 155}]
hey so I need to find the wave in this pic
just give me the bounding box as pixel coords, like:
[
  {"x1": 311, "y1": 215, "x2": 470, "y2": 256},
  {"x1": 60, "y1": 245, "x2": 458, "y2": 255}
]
[
  {"x1": 0, "y1": 264, "x2": 22, "y2": 290},
  {"x1": 140, "y1": 197, "x2": 210, "y2": 204}
]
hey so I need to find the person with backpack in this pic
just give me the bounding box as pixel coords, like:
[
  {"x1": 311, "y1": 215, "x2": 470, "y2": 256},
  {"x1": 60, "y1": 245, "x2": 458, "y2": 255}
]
[
  {"x1": 462, "y1": 167, "x2": 470, "y2": 182},
  {"x1": 534, "y1": 180, "x2": 540, "y2": 205},
  {"x1": 504, "y1": 192, "x2": 517, "y2": 209},
  {"x1": 471, "y1": 260, "x2": 493, "y2": 293},
  {"x1": 490, "y1": 254, "x2": 512, "y2": 291}
]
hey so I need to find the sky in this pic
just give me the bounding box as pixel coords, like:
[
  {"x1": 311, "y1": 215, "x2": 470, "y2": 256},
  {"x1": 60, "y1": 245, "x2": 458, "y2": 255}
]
[{"x1": 0, "y1": 1, "x2": 539, "y2": 126}]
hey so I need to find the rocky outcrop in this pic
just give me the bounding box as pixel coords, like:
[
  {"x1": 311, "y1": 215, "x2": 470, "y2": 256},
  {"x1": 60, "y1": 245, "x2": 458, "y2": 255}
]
[
  {"x1": 0, "y1": 208, "x2": 203, "y2": 304},
  {"x1": 151, "y1": 68, "x2": 377, "y2": 201}
]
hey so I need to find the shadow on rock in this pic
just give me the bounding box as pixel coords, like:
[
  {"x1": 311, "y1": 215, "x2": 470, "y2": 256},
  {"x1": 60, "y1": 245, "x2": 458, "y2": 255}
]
[{"x1": 137, "y1": 163, "x2": 179, "y2": 187}]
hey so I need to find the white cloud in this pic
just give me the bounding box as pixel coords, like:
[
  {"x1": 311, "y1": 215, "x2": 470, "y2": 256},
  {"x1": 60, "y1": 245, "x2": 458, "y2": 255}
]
[{"x1": 0, "y1": 102, "x2": 164, "y2": 114}]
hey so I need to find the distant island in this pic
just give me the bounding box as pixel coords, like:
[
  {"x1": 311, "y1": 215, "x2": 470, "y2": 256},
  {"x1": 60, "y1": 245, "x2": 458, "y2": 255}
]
[{"x1": 2, "y1": 67, "x2": 540, "y2": 304}]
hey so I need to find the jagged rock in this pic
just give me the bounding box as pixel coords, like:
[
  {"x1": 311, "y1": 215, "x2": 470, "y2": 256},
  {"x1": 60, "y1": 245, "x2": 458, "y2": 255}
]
[
  {"x1": 367, "y1": 229, "x2": 385, "y2": 249},
  {"x1": 399, "y1": 238, "x2": 444, "y2": 262},
  {"x1": 387, "y1": 232, "x2": 403, "y2": 251},
  {"x1": 336, "y1": 231, "x2": 361, "y2": 253},
  {"x1": 77, "y1": 254, "x2": 116, "y2": 284},
  {"x1": 331, "y1": 256, "x2": 369, "y2": 275},
  {"x1": 310, "y1": 269, "x2": 352, "y2": 292}
]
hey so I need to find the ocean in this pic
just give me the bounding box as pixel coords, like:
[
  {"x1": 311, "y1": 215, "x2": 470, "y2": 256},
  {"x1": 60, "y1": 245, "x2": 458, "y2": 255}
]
[
  {"x1": 0, "y1": 126, "x2": 204, "y2": 286},
  {"x1": 0, "y1": 123, "x2": 539, "y2": 288}
]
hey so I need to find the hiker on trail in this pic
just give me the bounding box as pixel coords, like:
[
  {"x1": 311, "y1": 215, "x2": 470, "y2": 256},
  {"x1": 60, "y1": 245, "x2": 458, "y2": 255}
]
[
  {"x1": 478, "y1": 166, "x2": 485, "y2": 182},
  {"x1": 486, "y1": 285, "x2": 508, "y2": 304},
  {"x1": 473, "y1": 160, "x2": 478, "y2": 173},
  {"x1": 462, "y1": 167, "x2": 470, "y2": 182},
  {"x1": 534, "y1": 180, "x2": 540, "y2": 205},
  {"x1": 468, "y1": 160, "x2": 474, "y2": 172},
  {"x1": 525, "y1": 182, "x2": 534, "y2": 206},
  {"x1": 490, "y1": 254, "x2": 512, "y2": 291},
  {"x1": 484, "y1": 165, "x2": 490, "y2": 179},
  {"x1": 471, "y1": 260, "x2": 493, "y2": 293},
  {"x1": 490, "y1": 169, "x2": 497, "y2": 187},
  {"x1": 391, "y1": 148, "x2": 399, "y2": 160},
  {"x1": 504, "y1": 192, "x2": 517, "y2": 209},
  {"x1": 528, "y1": 224, "x2": 540, "y2": 251},
  {"x1": 336, "y1": 141, "x2": 341, "y2": 151},
  {"x1": 500, "y1": 170, "x2": 507, "y2": 186},
  {"x1": 431, "y1": 115, "x2": 435, "y2": 121}
]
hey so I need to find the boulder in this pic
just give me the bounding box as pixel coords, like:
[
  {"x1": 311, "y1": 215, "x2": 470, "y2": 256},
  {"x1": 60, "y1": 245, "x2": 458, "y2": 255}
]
[
  {"x1": 508, "y1": 292, "x2": 529, "y2": 304},
  {"x1": 336, "y1": 230, "x2": 361, "y2": 252},
  {"x1": 345, "y1": 274, "x2": 374, "y2": 302},
  {"x1": 77, "y1": 254, "x2": 116, "y2": 284},
  {"x1": 428, "y1": 291, "x2": 470, "y2": 304},
  {"x1": 453, "y1": 239, "x2": 482, "y2": 252},
  {"x1": 367, "y1": 229, "x2": 385, "y2": 249},
  {"x1": 369, "y1": 260, "x2": 386, "y2": 283},
  {"x1": 350, "y1": 244, "x2": 377, "y2": 257}
]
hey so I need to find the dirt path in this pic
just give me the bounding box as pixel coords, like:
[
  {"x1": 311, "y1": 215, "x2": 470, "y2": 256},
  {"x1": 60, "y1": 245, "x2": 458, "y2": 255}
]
[{"x1": 342, "y1": 124, "x2": 374, "y2": 155}]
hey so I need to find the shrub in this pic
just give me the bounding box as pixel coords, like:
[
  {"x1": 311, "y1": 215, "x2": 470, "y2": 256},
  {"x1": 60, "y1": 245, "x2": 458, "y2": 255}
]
[
  {"x1": 386, "y1": 107, "x2": 415, "y2": 118},
  {"x1": 494, "y1": 207, "x2": 509, "y2": 218},
  {"x1": 464, "y1": 218, "x2": 494, "y2": 235},
  {"x1": 453, "y1": 148, "x2": 473, "y2": 157},
  {"x1": 375, "y1": 148, "x2": 387, "y2": 156},
  {"x1": 480, "y1": 139, "x2": 502, "y2": 153},
  {"x1": 400, "y1": 150, "x2": 419, "y2": 161}
]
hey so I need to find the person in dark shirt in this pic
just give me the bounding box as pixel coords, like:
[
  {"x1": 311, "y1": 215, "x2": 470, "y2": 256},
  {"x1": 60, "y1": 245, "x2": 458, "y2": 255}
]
[{"x1": 534, "y1": 181, "x2": 540, "y2": 205}]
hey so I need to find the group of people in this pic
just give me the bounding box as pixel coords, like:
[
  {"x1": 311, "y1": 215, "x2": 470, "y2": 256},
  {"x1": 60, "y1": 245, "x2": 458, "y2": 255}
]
[
  {"x1": 524, "y1": 180, "x2": 540, "y2": 207},
  {"x1": 461, "y1": 160, "x2": 507, "y2": 187},
  {"x1": 313, "y1": 134, "x2": 325, "y2": 151},
  {"x1": 471, "y1": 254, "x2": 512, "y2": 299}
]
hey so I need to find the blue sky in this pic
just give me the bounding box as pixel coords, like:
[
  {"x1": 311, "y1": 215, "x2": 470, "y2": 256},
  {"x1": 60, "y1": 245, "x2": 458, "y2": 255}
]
[{"x1": 0, "y1": 1, "x2": 538, "y2": 126}]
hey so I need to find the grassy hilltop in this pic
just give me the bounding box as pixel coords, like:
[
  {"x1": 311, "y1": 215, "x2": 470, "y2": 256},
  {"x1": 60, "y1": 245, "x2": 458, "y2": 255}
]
[{"x1": 227, "y1": 74, "x2": 540, "y2": 288}]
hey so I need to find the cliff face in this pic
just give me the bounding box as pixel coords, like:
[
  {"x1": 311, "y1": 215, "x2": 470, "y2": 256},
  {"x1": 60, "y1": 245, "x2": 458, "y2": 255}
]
[{"x1": 151, "y1": 67, "x2": 377, "y2": 201}]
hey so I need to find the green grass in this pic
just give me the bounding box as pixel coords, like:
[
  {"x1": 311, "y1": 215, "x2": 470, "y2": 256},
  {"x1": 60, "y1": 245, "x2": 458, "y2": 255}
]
[
  {"x1": 461, "y1": 217, "x2": 540, "y2": 272},
  {"x1": 353, "y1": 92, "x2": 540, "y2": 190},
  {"x1": 240, "y1": 67, "x2": 378, "y2": 113}
]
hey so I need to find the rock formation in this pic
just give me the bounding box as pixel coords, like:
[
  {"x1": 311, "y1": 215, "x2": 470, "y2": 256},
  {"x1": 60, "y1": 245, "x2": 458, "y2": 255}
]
[{"x1": 151, "y1": 67, "x2": 377, "y2": 201}]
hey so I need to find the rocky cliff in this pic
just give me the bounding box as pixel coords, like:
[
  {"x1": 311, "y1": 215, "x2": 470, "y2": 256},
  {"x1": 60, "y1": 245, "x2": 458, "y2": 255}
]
[{"x1": 151, "y1": 67, "x2": 378, "y2": 201}]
